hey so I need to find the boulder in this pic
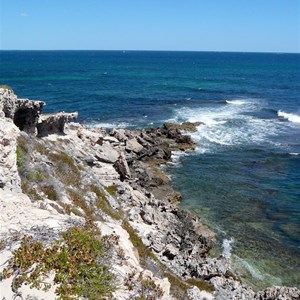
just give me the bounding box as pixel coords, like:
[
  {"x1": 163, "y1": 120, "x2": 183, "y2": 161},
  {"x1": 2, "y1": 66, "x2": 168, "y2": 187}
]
[
  {"x1": 126, "y1": 138, "x2": 144, "y2": 153},
  {"x1": 95, "y1": 143, "x2": 119, "y2": 164},
  {"x1": 110, "y1": 128, "x2": 128, "y2": 141},
  {"x1": 176, "y1": 134, "x2": 193, "y2": 144}
]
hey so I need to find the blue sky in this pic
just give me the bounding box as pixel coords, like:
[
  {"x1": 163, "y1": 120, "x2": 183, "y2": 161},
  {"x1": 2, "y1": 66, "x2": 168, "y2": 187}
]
[{"x1": 0, "y1": 0, "x2": 299, "y2": 52}]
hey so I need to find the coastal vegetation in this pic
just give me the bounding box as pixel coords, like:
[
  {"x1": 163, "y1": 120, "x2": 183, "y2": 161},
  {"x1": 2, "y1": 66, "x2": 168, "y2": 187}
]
[{"x1": 2, "y1": 227, "x2": 115, "y2": 299}]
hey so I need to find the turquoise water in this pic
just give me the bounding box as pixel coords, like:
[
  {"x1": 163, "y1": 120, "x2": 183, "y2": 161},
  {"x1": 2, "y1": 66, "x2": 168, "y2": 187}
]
[{"x1": 1, "y1": 51, "x2": 299, "y2": 289}]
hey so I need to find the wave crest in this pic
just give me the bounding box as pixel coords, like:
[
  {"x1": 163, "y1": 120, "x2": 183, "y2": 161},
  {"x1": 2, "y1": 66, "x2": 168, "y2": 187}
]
[
  {"x1": 226, "y1": 99, "x2": 248, "y2": 105},
  {"x1": 278, "y1": 111, "x2": 300, "y2": 123}
]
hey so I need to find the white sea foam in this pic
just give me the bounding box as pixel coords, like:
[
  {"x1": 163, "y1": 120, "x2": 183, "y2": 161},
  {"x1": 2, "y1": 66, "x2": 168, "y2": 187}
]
[
  {"x1": 222, "y1": 237, "x2": 234, "y2": 258},
  {"x1": 289, "y1": 152, "x2": 300, "y2": 156},
  {"x1": 86, "y1": 122, "x2": 134, "y2": 129},
  {"x1": 226, "y1": 99, "x2": 248, "y2": 105},
  {"x1": 278, "y1": 110, "x2": 300, "y2": 123},
  {"x1": 168, "y1": 151, "x2": 189, "y2": 166},
  {"x1": 170, "y1": 99, "x2": 282, "y2": 153}
]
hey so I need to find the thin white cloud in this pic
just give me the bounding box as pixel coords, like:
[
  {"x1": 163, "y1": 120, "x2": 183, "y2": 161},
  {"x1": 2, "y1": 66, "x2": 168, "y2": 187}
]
[{"x1": 20, "y1": 12, "x2": 29, "y2": 17}]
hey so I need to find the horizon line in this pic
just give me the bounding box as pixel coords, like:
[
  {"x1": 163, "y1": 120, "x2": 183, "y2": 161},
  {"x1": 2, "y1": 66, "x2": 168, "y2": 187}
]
[{"x1": 1, "y1": 49, "x2": 299, "y2": 54}]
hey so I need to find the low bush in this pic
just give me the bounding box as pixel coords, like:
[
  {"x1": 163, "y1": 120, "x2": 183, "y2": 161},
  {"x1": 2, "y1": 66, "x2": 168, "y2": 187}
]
[{"x1": 2, "y1": 227, "x2": 115, "y2": 299}]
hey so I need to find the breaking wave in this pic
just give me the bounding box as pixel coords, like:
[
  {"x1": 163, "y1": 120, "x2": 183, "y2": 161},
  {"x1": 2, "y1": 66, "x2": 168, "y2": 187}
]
[
  {"x1": 278, "y1": 111, "x2": 300, "y2": 123},
  {"x1": 171, "y1": 98, "x2": 282, "y2": 153},
  {"x1": 226, "y1": 99, "x2": 249, "y2": 105}
]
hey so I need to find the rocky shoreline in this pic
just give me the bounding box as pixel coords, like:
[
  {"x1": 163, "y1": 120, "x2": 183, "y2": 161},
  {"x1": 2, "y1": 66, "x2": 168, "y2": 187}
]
[{"x1": 1, "y1": 88, "x2": 300, "y2": 300}]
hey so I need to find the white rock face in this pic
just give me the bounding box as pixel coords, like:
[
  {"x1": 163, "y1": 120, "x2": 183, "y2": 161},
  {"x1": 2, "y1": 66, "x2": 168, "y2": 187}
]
[
  {"x1": 0, "y1": 118, "x2": 21, "y2": 192},
  {"x1": 0, "y1": 88, "x2": 19, "y2": 118},
  {"x1": 188, "y1": 286, "x2": 214, "y2": 300}
]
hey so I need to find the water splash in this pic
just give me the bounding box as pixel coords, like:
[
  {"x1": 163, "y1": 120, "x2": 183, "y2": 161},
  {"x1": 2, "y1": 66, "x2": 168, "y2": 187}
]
[{"x1": 222, "y1": 237, "x2": 234, "y2": 258}]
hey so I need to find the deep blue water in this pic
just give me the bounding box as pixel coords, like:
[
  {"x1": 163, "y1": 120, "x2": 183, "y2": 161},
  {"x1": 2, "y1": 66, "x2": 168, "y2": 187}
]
[{"x1": 1, "y1": 50, "x2": 300, "y2": 289}]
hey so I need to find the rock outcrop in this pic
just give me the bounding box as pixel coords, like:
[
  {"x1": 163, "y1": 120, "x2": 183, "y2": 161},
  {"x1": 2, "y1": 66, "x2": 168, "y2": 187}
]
[
  {"x1": 0, "y1": 88, "x2": 44, "y2": 134},
  {"x1": 37, "y1": 112, "x2": 78, "y2": 136},
  {"x1": 254, "y1": 286, "x2": 300, "y2": 300},
  {"x1": 0, "y1": 88, "x2": 76, "y2": 136}
]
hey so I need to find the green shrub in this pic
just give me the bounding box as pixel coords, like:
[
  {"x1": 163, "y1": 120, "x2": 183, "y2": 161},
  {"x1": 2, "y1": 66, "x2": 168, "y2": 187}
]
[
  {"x1": 135, "y1": 273, "x2": 163, "y2": 300},
  {"x1": 105, "y1": 184, "x2": 118, "y2": 196},
  {"x1": 33, "y1": 171, "x2": 43, "y2": 182},
  {"x1": 3, "y1": 227, "x2": 115, "y2": 299},
  {"x1": 16, "y1": 145, "x2": 25, "y2": 169}
]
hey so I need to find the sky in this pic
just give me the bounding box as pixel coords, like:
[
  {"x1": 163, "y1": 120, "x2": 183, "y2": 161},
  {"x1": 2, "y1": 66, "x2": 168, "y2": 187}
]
[{"x1": 0, "y1": 0, "x2": 299, "y2": 53}]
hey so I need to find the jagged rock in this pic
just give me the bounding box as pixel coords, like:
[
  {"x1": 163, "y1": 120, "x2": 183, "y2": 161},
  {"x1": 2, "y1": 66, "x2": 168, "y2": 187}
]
[
  {"x1": 163, "y1": 121, "x2": 204, "y2": 132},
  {"x1": 110, "y1": 128, "x2": 128, "y2": 141},
  {"x1": 126, "y1": 138, "x2": 144, "y2": 153},
  {"x1": 167, "y1": 128, "x2": 181, "y2": 139},
  {"x1": 37, "y1": 112, "x2": 78, "y2": 136},
  {"x1": 255, "y1": 286, "x2": 300, "y2": 300},
  {"x1": 131, "y1": 161, "x2": 169, "y2": 189},
  {"x1": 0, "y1": 88, "x2": 44, "y2": 134},
  {"x1": 176, "y1": 134, "x2": 193, "y2": 144},
  {"x1": 210, "y1": 276, "x2": 255, "y2": 300},
  {"x1": 168, "y1": 191, "x2": 182, "y2": 203},
  {"x1": 114, "y1": 152, "x2": 131, "y2": 180},
  {"x1": 14, "y1": 100, "x2": 44, "y2": 134},
  {"x1": 76, "y1": 125, "x2": 105, "y2": 145},
  {"x1": 103, "y1": 136, "x2": 119, "y2": 144},
  {"x1": 196, "y1": 257, "x2": 231, "y2": 279},
  {"x1": 95, "y1": 142, "x2": 119, "y2": 164},
  {"x1": 163, "y1": 244, "x2": 179, "y2": 260},
  {"x1": 140, "y1": 209, "x2": 153, "y2": 225},
  {"x1": 136, "y1": 135, "x2": 151, "y2": 148}
]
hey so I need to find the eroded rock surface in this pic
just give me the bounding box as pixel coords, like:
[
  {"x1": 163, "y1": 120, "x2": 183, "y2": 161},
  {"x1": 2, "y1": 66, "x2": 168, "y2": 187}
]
[
  {"x1": 37, "y1": 112, "x2": 78, "y2": 136},
  {"x1": 0, "y1": 88, "x2": 44, "y2": 134}
]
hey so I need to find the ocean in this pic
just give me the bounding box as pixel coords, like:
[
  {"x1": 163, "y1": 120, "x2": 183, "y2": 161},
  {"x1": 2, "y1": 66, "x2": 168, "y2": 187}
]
[{"x1": 1, "y1": 50, "x2": 299, "y2": 290}]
